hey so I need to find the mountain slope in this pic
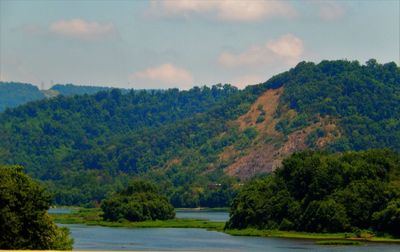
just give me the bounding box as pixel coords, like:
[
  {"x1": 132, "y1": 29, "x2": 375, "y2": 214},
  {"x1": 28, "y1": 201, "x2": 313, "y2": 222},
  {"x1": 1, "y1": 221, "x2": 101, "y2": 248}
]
[
  {"x1": 224, "y1": 59, "x2": 400, "y2": 177},
  {"x1": 0, "y1": 59, "x2": 399, "y2": 206}
]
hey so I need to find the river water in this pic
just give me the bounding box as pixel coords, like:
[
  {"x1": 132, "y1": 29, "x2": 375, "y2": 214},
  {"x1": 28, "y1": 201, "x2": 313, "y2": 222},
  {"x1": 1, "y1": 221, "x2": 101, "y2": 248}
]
[
  {"x1": 53, "y1": 209, "x2": 400, "y2": 251},
  {"x1": 175, "y1": 209, "x2": 229, "y2": 222}
]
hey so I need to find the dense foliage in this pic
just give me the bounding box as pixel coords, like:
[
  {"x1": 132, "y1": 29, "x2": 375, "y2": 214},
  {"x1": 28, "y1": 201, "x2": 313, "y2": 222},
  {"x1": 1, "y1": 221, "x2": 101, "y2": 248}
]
[
  {"x1": 101, "y1": 179, "x2": 175, "y2": 222},
  {"x1": 226, "y1": 149, "x2": 400, "y2": 236},
  {"x1": 0, "y1": 83, "x2": 261, "y2": 206},
  {"x1": 0, "y1": 165, "x2": 73, "y2": 249},
  {"x1": 274, "y1": 59, "x2": 400, "y2": 151},
  {"x1": 0, "y1": 82, "x2": 45, "y2": 111},
  {"x1": 0, "y1": 60, "x2": 399, "y2": 207}
]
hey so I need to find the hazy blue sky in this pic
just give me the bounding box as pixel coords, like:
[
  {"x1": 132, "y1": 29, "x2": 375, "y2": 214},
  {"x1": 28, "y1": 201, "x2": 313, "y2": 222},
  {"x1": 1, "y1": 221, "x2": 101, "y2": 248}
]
[{"x1": 0, "y1": 0, "x2": 399, "y2": 89}]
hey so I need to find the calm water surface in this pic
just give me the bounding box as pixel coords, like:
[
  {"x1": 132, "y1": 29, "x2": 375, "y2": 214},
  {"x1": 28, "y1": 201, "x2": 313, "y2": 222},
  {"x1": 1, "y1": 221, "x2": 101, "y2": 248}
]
[
  {"x1": 55, "y1": 209, "x2": 399, "y2": 251},
  {"x1": 49, "y1": 207, "x2": 75, "y2": 214},
  {"x1": 61, "y1": 224, "x2": 400, "y2": 251},
  {"x1": 175, "y1": 210, "x2": 229, "y2": 222}
]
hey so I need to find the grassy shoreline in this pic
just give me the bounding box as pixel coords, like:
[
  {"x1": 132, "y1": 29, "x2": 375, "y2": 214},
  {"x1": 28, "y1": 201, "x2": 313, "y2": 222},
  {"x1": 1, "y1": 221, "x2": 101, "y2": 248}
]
[
  {"x1": 50, "y1": 208, "x2": 225, "y2": 230},
  {"x1": 50, "y1": 208, "x2": 400, "y2": 244},
  {"x1": 224, "y1": 228, "x2": 400, "y2": 243}
]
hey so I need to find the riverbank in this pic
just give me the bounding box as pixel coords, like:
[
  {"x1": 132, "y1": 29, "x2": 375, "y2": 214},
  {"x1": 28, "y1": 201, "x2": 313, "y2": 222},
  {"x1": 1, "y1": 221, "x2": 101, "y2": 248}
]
[
  {"x1": 225, "y1": 228, "x2": 400, "y2": 243},
  {"x1": 50, "y1": 208, "x2": 400, "y2": 244},
  {"x1": 50, "y1": 208, "x2": 225, "y2": 230}
]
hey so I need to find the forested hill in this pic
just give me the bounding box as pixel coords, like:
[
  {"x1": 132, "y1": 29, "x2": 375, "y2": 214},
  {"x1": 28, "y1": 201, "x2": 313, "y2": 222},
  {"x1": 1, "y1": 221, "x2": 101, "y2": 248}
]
[
  {"x1": 0, "y1": 82, "x2": 126, "y2": 111},
  {"x1": 0, "y1": 59, "x2": 399, "y2": 207}
]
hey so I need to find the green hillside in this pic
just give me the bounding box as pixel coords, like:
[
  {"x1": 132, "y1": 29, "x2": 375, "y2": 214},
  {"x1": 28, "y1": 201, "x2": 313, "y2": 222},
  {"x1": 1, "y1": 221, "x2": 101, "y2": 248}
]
[{"x1": 0, "y1": 59, "x2": 399, "y2": 207}]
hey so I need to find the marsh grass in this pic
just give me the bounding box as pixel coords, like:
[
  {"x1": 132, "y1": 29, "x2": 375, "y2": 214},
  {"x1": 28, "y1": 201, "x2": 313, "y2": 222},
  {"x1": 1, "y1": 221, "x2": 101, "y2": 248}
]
[
  {"x1": 315, "y1": 240, "x2": 363, "y2": 245},
  {"x1": 224, "y1": 228, "x2": 346, "y2": 239}
]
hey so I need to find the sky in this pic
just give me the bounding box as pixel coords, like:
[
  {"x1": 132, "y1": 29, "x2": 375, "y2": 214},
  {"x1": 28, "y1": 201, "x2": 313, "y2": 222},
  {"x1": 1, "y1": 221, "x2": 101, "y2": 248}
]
[{"x1": 0, "y1": 0, "x2": 399, "y2": 90}]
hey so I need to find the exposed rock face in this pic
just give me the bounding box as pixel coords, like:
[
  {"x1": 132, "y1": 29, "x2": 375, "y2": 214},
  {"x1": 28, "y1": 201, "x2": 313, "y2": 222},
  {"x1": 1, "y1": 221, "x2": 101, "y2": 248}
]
[{"x1": 223, "y1": 86, "x2": 340, "y2": 178}]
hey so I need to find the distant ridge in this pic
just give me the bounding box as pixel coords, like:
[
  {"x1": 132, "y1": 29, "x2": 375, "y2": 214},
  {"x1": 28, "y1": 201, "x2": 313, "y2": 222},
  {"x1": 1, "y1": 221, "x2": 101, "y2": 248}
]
[
  {"x1": 51, "y1": 84, "x2": 116, "y2": 96},
  {"x1": 0, "y1": 82, "x2": 129, "y2": 111},
  {"x1": 0, "y1": 82, "x2": 45, "y2": 111}
]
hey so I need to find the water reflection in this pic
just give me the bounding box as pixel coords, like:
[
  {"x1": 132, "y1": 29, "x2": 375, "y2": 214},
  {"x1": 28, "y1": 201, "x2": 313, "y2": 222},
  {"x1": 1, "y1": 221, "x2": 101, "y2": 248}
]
[
  {"x1": 175, "y1": 210, "x2": 229, "y2": 222},
  {"x1": 61, "y1": 224, "x2": 400, "y2": 251},
  {"x1": 53, "y1": 209, "x2": 399, "y2": 251}
]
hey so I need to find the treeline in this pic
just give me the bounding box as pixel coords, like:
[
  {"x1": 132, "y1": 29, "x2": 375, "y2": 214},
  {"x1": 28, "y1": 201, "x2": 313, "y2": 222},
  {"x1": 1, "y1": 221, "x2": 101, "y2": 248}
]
[
  {"x1": 50, "y1": 84, "x2": 117, "y2": 96},
  {"x1": 226, "y1": 149, "x2": 400, "y2": 236}
]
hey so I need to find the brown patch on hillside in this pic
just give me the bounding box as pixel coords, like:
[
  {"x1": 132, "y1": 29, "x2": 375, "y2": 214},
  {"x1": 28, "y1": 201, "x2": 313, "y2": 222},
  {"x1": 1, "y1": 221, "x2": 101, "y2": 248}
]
[
  {"x1": 164, "y1": 158, "x2": 181, "y2": 169},
  {"x1": 237, "y1": 87, "x2": 284, "y2": 133},
  {"x1": 224, "y1": 87, "x2": 285, "y2": 177},
  {"x1": 315, "y1": 122, "x2": 340, "y2": 148},
  {"x1": 274, "y1": 119, "x2": 340, "y2": 165},
  {"x1": 218, "y1": 145, "x2": 238, "y2": 162},
  {"x1": 224, "y1": 142, "x2": 281, "y2": 177},
  {"x1": 224, "y1": 86, "x2": 340, "y2": 178}
]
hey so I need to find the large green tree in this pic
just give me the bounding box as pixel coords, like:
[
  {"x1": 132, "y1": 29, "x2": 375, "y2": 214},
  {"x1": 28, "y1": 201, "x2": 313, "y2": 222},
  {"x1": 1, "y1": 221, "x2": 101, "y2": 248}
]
[{"x1": 0, "y1": 165, "x2": 73, "y2": 249}]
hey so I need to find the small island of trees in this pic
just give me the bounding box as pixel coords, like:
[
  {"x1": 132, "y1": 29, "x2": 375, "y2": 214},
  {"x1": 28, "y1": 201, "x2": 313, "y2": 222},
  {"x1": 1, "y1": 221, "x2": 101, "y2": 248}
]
[{"x1": 101, "y1": 179, "x2": 175, "y2": 222}]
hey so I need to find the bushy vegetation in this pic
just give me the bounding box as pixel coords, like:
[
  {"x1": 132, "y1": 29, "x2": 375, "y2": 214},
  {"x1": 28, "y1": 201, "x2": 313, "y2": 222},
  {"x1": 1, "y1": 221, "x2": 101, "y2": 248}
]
[
  {"x1": 226, "y1": 149, "x2": 400, "y2": 237},
  {"x1": 0, "y1": 165, "x2": 73, "y2": 249},
  {"x1": 101, "y1": 179, "x2": 175, "y2": 222}
]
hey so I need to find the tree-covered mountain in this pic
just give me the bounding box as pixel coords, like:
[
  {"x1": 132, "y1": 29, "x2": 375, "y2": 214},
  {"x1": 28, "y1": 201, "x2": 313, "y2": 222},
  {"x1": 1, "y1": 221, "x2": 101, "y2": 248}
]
[{"x1": 0, "y1": 59, "x2": 399, "y2": 207}]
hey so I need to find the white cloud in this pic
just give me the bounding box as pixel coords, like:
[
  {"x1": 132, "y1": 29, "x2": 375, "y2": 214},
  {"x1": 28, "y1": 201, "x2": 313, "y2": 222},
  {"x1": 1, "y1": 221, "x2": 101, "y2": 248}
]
[
  {"x1": 49, "y1": 19, "x2": 114, "y2": 39},
  {"x1": 148, "y1": 0, "x2": 296, "y2": 22},
  {"x1": 219, "y1": 34, "x2": 304, "y2": 68},
  {"x1": 318, "y1": 1, "x2": 346, "y2": 21},
  {"x1": 130, "y1": 63, "x2": 194, "y2": 89},
  {"x1": 230, "y1": 74, "x2": 265, "y2": 89}
]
